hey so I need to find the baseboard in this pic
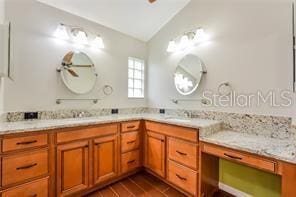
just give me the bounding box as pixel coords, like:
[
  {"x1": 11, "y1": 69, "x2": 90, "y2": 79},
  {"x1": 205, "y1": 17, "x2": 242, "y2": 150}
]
[{"x1": 219, "y1": 182, "x2": 253, "y2": 197}]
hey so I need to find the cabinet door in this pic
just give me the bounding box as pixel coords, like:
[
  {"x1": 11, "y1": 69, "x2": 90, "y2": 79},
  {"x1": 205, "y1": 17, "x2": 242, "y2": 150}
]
[
  {"x1": 93, "y1": 135, "x2": 118, "y2": 184},
  {"x1": 57, "y1": 140, "x2": 89, "y2": 197},
  {"x1": 145, "y1": 131, "x2": 165, "y2": 177}
]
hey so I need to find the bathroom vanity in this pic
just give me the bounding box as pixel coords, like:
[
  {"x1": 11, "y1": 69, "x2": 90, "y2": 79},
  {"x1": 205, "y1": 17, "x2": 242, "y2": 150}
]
[{"x1": 0, "y1": 115, "x2": 294, "y2": 197}]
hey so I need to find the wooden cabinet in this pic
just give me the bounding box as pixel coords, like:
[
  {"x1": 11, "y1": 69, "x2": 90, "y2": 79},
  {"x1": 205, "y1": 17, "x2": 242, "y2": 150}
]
[
  {"x1": 93, "y1": 135, "x2": 118, "y2": 184},
  {"x1": 144, "y1": 121, "x2": 199, "y2": 196},
  {"x1": 168, "y1": 160, "x2": 197, "y2": 196},
  {"x1": 0, "y1": 133, "x2": 50, "y2": 197},
  {"x1": 2, "y1": 133, "x2": 48, "y2": 152},
  {"x1": 56, "y1": 140, "x2": 89, "y2": 197},
  {"x1": 2, "y1": 149, "x2": 48, "y2": 186},
  {"x1": 121, "y1": 131, "x2": 140, "y2": 153},
  {"x1": 121, "y1": 121, "x2": 140, "y2": 133},
  {"x1": 1, "y1": 177, "x2": 49, "y2": 197},
  {"x1": 168, "y1": 137, "x2": 198, "y2": 170},
  {"x1": 121, "y1": 150, "x2": 140, "y2": 173},
  {"x1": 145, "y1": 131, "x2": 166, "y2": 177},
  {"x1": 202, "y1": 143, "x2": 277, "y2": 173},
  {"x1": 2, "y1": 119, "x2": 296, "y2": 197}
]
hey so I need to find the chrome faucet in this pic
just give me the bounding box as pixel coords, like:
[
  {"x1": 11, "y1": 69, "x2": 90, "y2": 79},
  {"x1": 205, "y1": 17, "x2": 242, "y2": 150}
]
[
  {"x1": 73, "y1": 111, "x2": 85, "y2": 118},
  {"x1": 184, "y1": 111, "x2": 191, "y2": 118}
]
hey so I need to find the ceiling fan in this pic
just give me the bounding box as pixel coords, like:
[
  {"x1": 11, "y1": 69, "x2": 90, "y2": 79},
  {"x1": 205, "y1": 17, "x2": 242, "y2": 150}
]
[{"x1": 148, "y1": 0, "x2": 156, "y2": 3}]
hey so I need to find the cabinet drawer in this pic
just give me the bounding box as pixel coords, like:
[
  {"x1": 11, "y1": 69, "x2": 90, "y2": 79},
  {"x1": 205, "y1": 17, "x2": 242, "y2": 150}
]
[
  {"x1": 202, "y1": 143, "x2": 276, "y2": 173},
  {"x1": 167, "y1": 160, "x2": 197, "y2": 196},
  {"x1": 168, "y1": 138, "x2": 198, "y2": 170},
  {"x1": 121, "y1": 131, "x2": 140, "y2": 153},
  {"x1": 121, "y1": 121, "x2": 140, "y2": 132},
  {"x1": 2, "y1": 149, "x2": 48, "y2": 186},
  {"x1": 2, "y1": 133, "x2": 48, "y2": 152},
  {"x1": 1, "y1": 177, "x2": 48, "y2": 197},
  {"x1": 121, "y1": 150, "x2": 140, "y2": 173},
  {"x1": 57, "y1": 123, "x2": 118, "y2": 143},
  {"x1": 145, "y1": 121, "x2": 198, "y2": 142}
]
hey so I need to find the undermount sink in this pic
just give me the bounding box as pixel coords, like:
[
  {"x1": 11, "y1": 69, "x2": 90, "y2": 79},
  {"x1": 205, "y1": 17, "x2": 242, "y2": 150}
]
[{"x1": 164, "y1": 117, "x2": 191, "y2": 123}]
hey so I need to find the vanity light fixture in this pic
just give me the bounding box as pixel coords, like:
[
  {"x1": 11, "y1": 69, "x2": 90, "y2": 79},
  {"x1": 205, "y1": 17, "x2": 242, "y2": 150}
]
[
  {"x1": 179, "y1": 35, "x2": 190, "y2": 50},
  {"x1": 92, "y1": 36, "x2": 104, "y2": 49},
  {"x1": 71, "y1": 29, "x2": 88, "y2": 45},
  {"x1": 167, "y1": 40, "x2": 177, "y2": 53},
  {"x1": 54, "y1": 24, "x2": 69, "y2": 40},
  {"x1": 53, "y1": 23, "x2": 105, "y2": 50},
  {"x1": 194, "y1": 28, "x2": 206, "y2": 42},
  {"x1": 166, "y1": 27, "x2": 207, "y2": 53}
]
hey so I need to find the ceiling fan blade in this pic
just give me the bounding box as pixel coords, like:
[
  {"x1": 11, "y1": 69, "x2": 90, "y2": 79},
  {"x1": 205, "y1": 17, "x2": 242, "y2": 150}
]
[
  {"x1": 149, "y1": 0, "x2": 156, "y2": 3},
  {"x1": 63, "y1": 51, "x2": 74, "y2": 65},
  {"x1": 67, "y1": 68, "x2": 79, "y2": 77}
]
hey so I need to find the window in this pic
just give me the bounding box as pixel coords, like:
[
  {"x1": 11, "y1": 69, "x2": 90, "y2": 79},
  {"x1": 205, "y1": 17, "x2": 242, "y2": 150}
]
[{"x1": 128, "y1": 57, "x2": 144, "y2": 98}]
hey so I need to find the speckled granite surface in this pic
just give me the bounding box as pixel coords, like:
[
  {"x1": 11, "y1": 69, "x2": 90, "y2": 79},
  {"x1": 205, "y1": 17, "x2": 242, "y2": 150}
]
[
  {"x1": 1, "y1": 108, "x2": 295, "y2": 164},
  {"x1": 147, "y1": 108, "x2": 292, "y2": 140},
  {"x1": 3, "y1": 108, "x2": 292, "y2": 139},
  {"x1": 201, "y1": 130, "x2": 296, "y2": 164},
  {"x1": 0, "y1": 113, "x2": 222, "y2": 136},
  {"x1": 4, "y1": 107, "x2": 149, "y2": 122}
]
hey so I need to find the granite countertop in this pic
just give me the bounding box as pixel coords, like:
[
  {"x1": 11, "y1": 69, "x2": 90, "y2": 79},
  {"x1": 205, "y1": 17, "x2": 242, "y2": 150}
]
[
  {"x1": 0, "y1": 113, "x2": 222, "y2": 136},
  {"x1": 1, "y1": 113, "x2": 295, "y2": 164},
  {"x1": 201, "y1": 130, "x2": 296, "y2": 164}
]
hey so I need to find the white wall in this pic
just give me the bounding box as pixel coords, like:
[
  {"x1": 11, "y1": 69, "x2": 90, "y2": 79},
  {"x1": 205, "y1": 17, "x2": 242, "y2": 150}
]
[
  {"x1": 3, "y1": 0, "x2": 147, "y2": 112},
  {"x1": 147, "y1": 0, "x2": 294, "y2": 117},
  {"x1": 0, "y1": 0, "x2": 4, "y2": 24},
  {"x1": 0, "y1": 0, "x2": 5, "y2": 114}
]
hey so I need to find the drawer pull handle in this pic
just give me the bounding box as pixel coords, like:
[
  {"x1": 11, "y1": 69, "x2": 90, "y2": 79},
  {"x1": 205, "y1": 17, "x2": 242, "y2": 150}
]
[
  {"x1": 127, "y1": 140, "x2": 136, "y2": 144},
  {"x1": 224, "y1": 153, "x2": 242, "y2": 160},
  {"x1": 175, "y1": 173, "x2": 187, "y2": 181},
  {"x1": 127, "y1": 125, "x2": 136, "y2": 129},
  {"x1": 29, "y1": 194, "x2": 37, "y2": 197},
  {"x1": 127, "y1": 160, "x2": 136, "y2": 164},
  {"x1": 16, "y1": 163, "x2": 37, "y2": 170},
  {"x1": 176, "y1": 150, "x2": 187, "y2": 156},
  {"x1": 16, "y1": 140, "x2": 38, "y2": 145}
]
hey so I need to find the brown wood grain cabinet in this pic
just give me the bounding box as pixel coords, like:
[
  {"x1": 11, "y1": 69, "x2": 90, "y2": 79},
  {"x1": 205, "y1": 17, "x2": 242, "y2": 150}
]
[
  {"x1": 121, "y1": 149, "x2": 140, "y2": 173},
  {"x1": 145, "y1": 131, "x2": 166, "y2": 178},
  {"x1": 0, "y1": 120, "x2": 295, "y2": 197},
  {"x1": 1, "y1": 177, "x2": 49, "y2": 197},
  {"x1": 93, "y1": 135, "x2": 118, "y2": 184},
  {"x1": 56, "y1": 140, "x2": 89, "y2": 196}
]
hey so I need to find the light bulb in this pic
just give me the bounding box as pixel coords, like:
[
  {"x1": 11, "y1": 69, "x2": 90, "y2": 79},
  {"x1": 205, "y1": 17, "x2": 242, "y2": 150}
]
[
  {"x1": 72, "y1": 29, "x2": 88, "y2": 45},
  {"x1": 194, "y1": 28, "x2": 207, "y2": 42},
  {"x1": 179, "y1": 35, "x2": 190, "y2": 50},
  {"x1": 54, "y1": 24, "x2": 69, "y2": 40},
  {"x1": 167, "y1": 40, "x2": 177, "y2": 53},
  {"x1": 92, "y1": 36, "x2": 105, "y2": 49}
]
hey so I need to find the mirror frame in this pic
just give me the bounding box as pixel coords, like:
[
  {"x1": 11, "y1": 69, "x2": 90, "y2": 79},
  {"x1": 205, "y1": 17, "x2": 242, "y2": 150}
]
[
  {"x1": 59, "y1": 51, "x2": 98, "y2": 95},
  {"x1": 174, "y1": 54, "x2": 206, "y2": 96}
]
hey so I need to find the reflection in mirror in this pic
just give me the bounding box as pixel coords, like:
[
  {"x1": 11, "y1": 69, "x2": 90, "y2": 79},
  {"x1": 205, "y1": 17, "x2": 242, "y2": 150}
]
[
  {"x1": 174, "y1": 54, "x2": 206, "y2": 95},
  {"x1": 58, "y1": 51, "x2": 97, "y2": 94}
]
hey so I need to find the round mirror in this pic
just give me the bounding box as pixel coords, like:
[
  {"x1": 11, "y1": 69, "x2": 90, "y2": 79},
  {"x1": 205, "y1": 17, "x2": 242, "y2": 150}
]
[
  {"x1": 58, "y1": 51, "x2": 97, "y2": 94},
  {"x1": 174, "y1": 54, "x2": 206, "y2": 95}
]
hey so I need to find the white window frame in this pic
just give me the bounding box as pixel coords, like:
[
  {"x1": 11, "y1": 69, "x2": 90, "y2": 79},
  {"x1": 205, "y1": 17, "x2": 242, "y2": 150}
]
[{"x1": 128, "y1": 57, "x2": 145, "y2": 98}]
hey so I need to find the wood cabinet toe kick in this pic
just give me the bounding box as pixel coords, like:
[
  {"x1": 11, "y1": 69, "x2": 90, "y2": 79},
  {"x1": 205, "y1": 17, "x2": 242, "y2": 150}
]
[{"x1": 0, "y1": 120, "x2": 294, "y2": 197}]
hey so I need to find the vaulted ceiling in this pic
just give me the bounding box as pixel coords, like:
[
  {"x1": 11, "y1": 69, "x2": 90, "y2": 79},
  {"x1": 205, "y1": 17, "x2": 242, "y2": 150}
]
[{"x1": 38, "y1": 0, "x2": 191, "y2": 42}]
